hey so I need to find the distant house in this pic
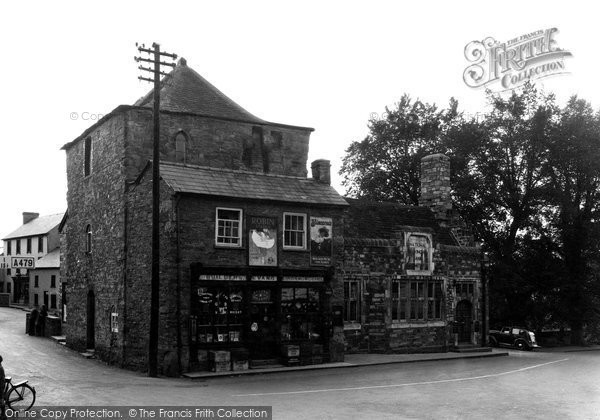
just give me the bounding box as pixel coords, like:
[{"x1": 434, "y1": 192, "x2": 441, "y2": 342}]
[
  {"x1": 2, "y1": 212, "x2": 65, "y2": 307},
  {"x1": 29, "y1": 247, "x2": 61, "y2": 315}
]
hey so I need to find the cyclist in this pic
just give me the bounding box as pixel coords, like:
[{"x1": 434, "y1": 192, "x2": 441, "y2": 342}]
[{"x1": 1, "y1": 354, "x2": 6, "y2": 420}]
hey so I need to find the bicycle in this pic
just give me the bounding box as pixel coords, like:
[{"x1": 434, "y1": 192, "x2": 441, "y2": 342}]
[{"x1": 3, "y1": 376, "x2": 36, "y2": 411}]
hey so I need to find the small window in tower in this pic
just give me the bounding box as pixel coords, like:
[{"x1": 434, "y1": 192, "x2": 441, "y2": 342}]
[
  {"x1": 84, "y1": 137, "x2": 92, "y2": 177},
  {"x1": 175, "y1": 131, "x2": 187, "y2": 163},
  {"x1": 85, "y1": 224, "x2": 92, "y2": 253}
]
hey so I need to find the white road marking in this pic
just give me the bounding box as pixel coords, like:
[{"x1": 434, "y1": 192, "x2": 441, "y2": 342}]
[{"x1": 233, "y1": 358, "x2": 569, "y2": 397}]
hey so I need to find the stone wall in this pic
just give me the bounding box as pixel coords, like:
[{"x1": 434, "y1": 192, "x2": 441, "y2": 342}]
[
  {"x1": 63, "y1": 112, "x2": 127, "y2": 365},
  {"x1": 123, "y1": 108, "x2": 311, "y2": 183}
]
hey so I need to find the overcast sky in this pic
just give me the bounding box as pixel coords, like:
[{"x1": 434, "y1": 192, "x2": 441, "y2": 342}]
[{"x1": 1, "y1": 0, "x2": 598, "y2": 245}]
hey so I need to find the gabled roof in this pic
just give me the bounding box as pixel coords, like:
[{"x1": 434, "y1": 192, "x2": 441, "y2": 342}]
[
  {"x1": 2, "y1": 213, "x2": 65, "y2": 240},
  {"x1": 134, "y1": 58, "x2": 267, "y2": 124},
  {"x1": 142, "y1": 161, "x2": 348, "y2": 207},
  {"x1": 34, "y1": 247, "x2": 60, "y2": 269},
  {"x1": 344, "y1": 198, "x2": 456, "y2": 245}
]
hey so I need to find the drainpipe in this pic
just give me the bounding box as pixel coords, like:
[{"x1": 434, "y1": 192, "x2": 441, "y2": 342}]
[{"x1": 175, "y1": 195, "x2": 182, "y2": 373}]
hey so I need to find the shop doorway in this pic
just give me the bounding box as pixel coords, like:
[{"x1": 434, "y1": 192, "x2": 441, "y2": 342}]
[
  {"x1": 248, "y1": 288, "x2": 278, "y2": 360},
  {"x1": 87, "y1": 290, "x2": 95, "y2": 349},
  {"x1": 455, "y1": 300, "x2": 472, "y2": 343}
]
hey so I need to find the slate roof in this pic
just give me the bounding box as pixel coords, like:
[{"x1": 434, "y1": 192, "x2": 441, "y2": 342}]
[
  {"x1": 34, "y1": 247, "x2": 60, "y2": 269},
  {"x1": 2, "y1": 213, "x2": 65, "y2": 240},
  {"x1": 134, "y1": 58, "x2": 267, "y2": 124},
  {"x1": 154, "y1": 162, "x2": 349, "y2": 207},
  {"x1": 344, "y1": 198, "x2": 457, "y2": 245}
]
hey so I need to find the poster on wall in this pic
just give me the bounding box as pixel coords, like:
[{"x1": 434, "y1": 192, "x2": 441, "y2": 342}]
[
  {"x1": 249, "y1": 216, "x2": 277, "y2": 266},
  {"x1": 405, "y1": 233, "x2": 431, "y2": 272},
  {"x1": 310, "y1": 217, "x2": 332, "y2": 266}
]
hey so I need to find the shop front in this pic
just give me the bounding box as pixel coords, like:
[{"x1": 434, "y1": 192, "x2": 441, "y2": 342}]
[{"x1": 189, "y1": 264, "x2": 331, "y2": 371}]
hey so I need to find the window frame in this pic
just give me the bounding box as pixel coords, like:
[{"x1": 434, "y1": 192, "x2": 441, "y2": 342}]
[
  {"x1": 51, "y1": 275, "x2": 56, "y2": 288},
  {"x1": 26, "y1": 237, "x2": 32, "y2": 254},
  {"x1": 215, "y1": 207, "x2": 243, "y2": 248},
  {"x1": 16, "y1": 239, "x2": 21, "y2": 255},
  {"x1": 392, "y1": 278, "x2": 443, "y2": 323},
  {"x1": 7, "y1": 240, "x2": 11, "y2": 255},
  {"x1": 34, "y1": 275, "x2": 39, "y2": 288},
  {"x1": 283, "y1": 212, "x2": 307, "y2": 250},
  {"x1": 84, "y1": 136, "x2": 92, "y2": 177},
  {"x1": 343, "y1": 278, "x2": 362, "y2": 323},
  {"x1": 85, "y1": 224, "x2": 92, "y2": 254},
  {"x1": 38, "y1": 235, "x2": 44, "y2": 253}
]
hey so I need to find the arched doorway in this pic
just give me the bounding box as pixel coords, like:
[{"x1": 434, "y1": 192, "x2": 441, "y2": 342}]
[
  {"x1": 455, "y1": 300, "x2": 472, "y2": 343},
  {"x1": 87, "y1": 290, "x2": 95, "y2": 349}
]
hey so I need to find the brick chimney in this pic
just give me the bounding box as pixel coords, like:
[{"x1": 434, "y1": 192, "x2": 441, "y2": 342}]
[
  {"x1": 23, "y1": 212, "x2": 39, "y2": 224},
  {"x1": 419, "y1": 154, "x2": 452, "y2": 223},
  {"x1": 311, "y1": 159, "x2": 331, "y2": 185}
]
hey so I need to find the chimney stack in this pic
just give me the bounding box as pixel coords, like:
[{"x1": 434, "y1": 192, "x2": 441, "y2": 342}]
[
  {"x1": 23, "y1": 212, "x2": 39, "y2": 225},
  {"x1": 419, "y1": 154, "x2": 452, "y2": 223},
  {"x1": 311, "y1": 159, "x2": 331, "y2": 185}
]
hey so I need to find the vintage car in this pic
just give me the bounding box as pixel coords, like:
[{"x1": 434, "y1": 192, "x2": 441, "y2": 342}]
[{"x1": 489, "y1": 326, "x2": 540, "y2": 350}]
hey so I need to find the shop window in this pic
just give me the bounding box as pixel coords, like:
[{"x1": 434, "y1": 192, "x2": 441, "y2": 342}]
[
  {"x1": 51, "y1": 275, "x2": 56, "y2": 288},
  {"x1": 283, "y1": 213, "x2": 306, "y2": 249},
  {"x1": 280, "y1": 287, "x2": 322, "y2": 341},
  {"x1": 34, "y1": 276, "x2": 39, "y2": 288},
  {"x1": 192, "y1": 286, "x2": 244, "y2": 344},
  {"x1": 50, "y1": 294, "x2": 57, "y2": 310},
  {"x1": 393, "y1": 279, "x2": 443, "y2": 322},
  {"x1": 26, "y1": 238, "x2": 32, "y2": 254},
  {"x1": 343, "y1": 280, "x2": 361, "y2": 322},
  {"x1": 405, "y1": 233, "x2": 433, "y2": 275},
  {"x1": 215, "y1": 208, "x2": 242, "y2": 247},
  {"x1": 38, "y1": 236, "x2": 44, "y2": 253}
]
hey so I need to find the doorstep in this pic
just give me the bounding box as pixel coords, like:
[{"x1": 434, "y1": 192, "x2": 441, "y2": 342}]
[{"x1": 183, "y1": 349, "x2": 508, "y2": 379}]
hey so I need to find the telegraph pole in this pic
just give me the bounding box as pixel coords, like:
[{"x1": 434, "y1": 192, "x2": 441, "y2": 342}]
[{"x1": 135, "y1": 42, "x2": 177, "y2": 377}]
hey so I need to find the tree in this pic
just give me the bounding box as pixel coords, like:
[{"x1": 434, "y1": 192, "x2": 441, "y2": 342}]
[
  {"x1": 541, "y1": 97, "x2": 600, "y2": 344},
  {"x1": 340, "y1": 94, "x2": 456, "y2": 205}
]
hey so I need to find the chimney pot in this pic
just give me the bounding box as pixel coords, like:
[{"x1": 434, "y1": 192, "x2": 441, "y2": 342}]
[{"x1": 311, "y1": 159, "x2": 331, "y2": 185}]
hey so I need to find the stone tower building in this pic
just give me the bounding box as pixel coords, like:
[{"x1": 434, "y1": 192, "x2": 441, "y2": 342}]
[{"x1": 61, "y1": 59, "x2": 348, "y2": 374}]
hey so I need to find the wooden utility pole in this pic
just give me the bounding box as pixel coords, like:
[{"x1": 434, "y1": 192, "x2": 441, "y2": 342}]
[{"x1": 135, "y1": 42, "x2": 177, "y2": 377}]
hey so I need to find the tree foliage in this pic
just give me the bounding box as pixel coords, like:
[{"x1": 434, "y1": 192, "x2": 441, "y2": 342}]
[{"x1": 340, "y1": 85, "x2": 600, "y2": 343}]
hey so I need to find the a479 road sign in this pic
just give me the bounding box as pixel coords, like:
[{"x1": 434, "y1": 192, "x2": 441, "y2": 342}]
[{"x1": 0, "y1": 256, "x2": 36, "y2": 269}]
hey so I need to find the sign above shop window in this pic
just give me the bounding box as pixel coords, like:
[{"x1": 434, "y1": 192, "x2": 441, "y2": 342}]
[
  {"x1": 251, "y1": 275, "x2": 277, "y2": 282},
  {"x1": 310, "y1": 217, "x2": 333, "y2": 266},
  {"x1": 283, "y1": 276, "x2": 324, "y2": 282},
  {"x1": 198, "y1": 274, "x2": 246, "y2": 281},
  {"x1": 249, "y1": 216, "x2": 278, "y2": 267}
]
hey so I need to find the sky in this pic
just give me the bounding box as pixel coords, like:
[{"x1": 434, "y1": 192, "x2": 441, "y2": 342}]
[{"x1": 1, "y1": 0, "x2": 598, "y2": 245}]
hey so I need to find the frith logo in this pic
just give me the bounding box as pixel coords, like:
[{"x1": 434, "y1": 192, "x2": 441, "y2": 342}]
[{"x1": 463, "y1": 28, "x2": 572, "y2": 91}]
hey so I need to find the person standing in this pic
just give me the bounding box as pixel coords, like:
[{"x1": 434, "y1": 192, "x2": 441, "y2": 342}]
[
  {"x1": 36, "y1": 305, "x2": 48, "y2": 337},
  {"x1": 28, "y1": 307, "x2": 39, "y2": 336}
]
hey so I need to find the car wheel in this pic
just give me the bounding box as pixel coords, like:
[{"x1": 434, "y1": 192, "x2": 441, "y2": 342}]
[{"x1": 515, "y1": 340, "x2": 527, "y2": 350}]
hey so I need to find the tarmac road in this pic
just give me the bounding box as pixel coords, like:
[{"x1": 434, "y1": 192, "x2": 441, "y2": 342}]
[{"x1": 1, "y1": 307, "x2": 599, "y2": 419}]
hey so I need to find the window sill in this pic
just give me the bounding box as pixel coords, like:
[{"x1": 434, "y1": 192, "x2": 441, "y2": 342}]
[
  {"x1": 214, "y1": 244, "x2": 244, "y2": 249},
  {"x1": 282, "y1": 247, "x2": 308, "y2": 252},
  {"x1": 391, "y1": 320, "x2": 445, "y2": 328},
  {"x1": 343, "y1": 322, "x2": 362, "y2": 331}
]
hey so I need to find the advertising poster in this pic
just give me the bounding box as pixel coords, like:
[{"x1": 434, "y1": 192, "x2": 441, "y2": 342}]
[
  {"x1": 249, "y1": 216, "x2": 277, "y2": 266},
  {"x1": 405, "y1": 233, "x2": 431, "y2": 272},
  {"x1": 310, "y1": 217, "x2": 332, "y2": 266}
]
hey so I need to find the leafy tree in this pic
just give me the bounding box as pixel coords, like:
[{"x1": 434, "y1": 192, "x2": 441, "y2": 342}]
[{"x1": 340, "y1": 94, "x2": 457, "y2": 205}]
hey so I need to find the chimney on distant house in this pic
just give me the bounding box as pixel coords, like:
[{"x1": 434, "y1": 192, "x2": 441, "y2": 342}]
[
  {"x1": 311, "y1": 159, "x2": 331, "y2": 185},
  {"x1": 419, "y1": 154, "x2": 452, "y2": 224},
  {"x1": 23, "y1": 212, "x2": 39, "y2": 224}
]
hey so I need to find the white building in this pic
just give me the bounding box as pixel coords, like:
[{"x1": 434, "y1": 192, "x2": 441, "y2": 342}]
[{"x1": 2, "y1": 212, "x2": 64, "y2": 306}]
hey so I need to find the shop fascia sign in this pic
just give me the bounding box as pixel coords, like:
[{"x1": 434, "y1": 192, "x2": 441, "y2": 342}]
[{"x1": 0, "y1": 256, "x2": 36, "y2": 269}]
